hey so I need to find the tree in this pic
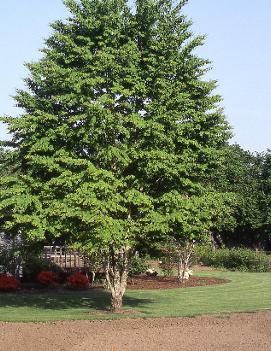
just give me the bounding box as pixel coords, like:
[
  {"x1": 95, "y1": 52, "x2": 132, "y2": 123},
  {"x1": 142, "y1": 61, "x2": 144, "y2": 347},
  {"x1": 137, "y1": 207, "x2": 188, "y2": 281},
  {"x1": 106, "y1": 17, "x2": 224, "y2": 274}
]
[
  {"x1": 0, "y1": 0, "x2": 230, "y2": 311},
  {"x1": 259, "y1": 151, "x2": 271, "y2": 248},
  {"x1": 211, "y1": 144, "x2": 271, "y2": 249}
]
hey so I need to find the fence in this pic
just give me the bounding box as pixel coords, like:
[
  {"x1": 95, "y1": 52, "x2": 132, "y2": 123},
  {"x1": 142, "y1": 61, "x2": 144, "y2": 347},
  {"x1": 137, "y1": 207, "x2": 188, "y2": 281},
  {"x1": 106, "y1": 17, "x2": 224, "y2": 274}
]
[{"x1": 43, "y1": 246, "x2": 87, "y2": 270}]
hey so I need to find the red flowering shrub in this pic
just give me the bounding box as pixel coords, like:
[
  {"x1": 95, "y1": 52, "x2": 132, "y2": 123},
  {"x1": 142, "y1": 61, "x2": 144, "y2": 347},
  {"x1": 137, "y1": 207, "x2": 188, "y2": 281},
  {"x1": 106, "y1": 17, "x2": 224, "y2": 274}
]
[
  {"x1": 67, "y1": 272, "x2": 89, "y2": 289},
  {"x1": 0, "y1": 274, "x2": 20, "y2": 291},
  {"x1": 38, "y1": 271, "x2": 60, "y2": 286}
]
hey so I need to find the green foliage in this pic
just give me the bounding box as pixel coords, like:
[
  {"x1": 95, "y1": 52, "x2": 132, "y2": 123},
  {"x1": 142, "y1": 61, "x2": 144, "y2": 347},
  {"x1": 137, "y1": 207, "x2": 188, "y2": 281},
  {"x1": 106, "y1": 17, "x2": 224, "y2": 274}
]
[
  {"x1": 211, "y1": 144, "x2": 271, "y2": 249},
  {"x1": 195, "y1": 246, "x2": 270, "y2": 272},
  {"x1": 0, "y1": 148, "x2": 19, "y2": 177},
  {"x1": 81, "y1": 250, "x2": 104, "y2": 274},
  {"x1": 159, "y1": 256, "x2": 175, "y2": 276},
  {"x1": 157, "y1": 241, "x2": 179, "y2": 276},
  {"x1": 0, "y1": 1, "x2": 230, "y2": 265},
  {"x1": 128, "y1": 255, "x2": 149, "y2": 276}
]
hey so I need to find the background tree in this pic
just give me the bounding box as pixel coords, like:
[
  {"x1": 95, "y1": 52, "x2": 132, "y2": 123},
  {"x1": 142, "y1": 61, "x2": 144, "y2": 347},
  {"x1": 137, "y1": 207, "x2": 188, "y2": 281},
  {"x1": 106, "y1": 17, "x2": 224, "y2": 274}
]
[
  {"x1": 0, "y1": 0, "x2": 230, "y2": 311},
  {"x1": 0, "y1": 147, "x2": 19, "y2": 177},
  {"x1": 260, "y1": 151, "x2": 271, "y2": 248},
  {"x1": 211, "y1": 144, "x2": 271, "y2": 250}
]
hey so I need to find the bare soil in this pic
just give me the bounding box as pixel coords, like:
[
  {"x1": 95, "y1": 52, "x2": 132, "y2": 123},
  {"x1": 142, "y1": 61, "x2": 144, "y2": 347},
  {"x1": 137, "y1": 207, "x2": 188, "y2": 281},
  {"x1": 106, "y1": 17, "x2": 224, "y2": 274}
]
[{"x1": 0, "y1": 312, "x2": 270, "y2": 351}]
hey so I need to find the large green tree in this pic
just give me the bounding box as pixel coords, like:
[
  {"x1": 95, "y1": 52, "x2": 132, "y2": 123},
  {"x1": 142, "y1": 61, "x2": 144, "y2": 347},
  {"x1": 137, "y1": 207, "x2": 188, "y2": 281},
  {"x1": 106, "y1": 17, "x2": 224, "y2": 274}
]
[{"x1": 0, "y1": 0, "x2": 230, "y2": 311}]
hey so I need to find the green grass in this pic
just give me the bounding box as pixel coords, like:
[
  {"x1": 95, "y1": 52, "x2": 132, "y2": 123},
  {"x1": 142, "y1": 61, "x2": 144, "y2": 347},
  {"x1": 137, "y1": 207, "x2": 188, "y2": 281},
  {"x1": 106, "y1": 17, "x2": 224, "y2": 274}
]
[{"x1": 0, "y1": 271, "x2": 270, "y2": 322}]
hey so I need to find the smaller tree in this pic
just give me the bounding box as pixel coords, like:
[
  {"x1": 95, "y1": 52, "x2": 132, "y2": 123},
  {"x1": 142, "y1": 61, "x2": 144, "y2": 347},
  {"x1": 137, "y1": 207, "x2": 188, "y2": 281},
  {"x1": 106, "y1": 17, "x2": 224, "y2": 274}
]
[
  {"x1": 159, "y1": 240, "x2": 195, "y2": 282},
  {"x1": 175, "y1": 240, "x2": 195, "y2": 283}
]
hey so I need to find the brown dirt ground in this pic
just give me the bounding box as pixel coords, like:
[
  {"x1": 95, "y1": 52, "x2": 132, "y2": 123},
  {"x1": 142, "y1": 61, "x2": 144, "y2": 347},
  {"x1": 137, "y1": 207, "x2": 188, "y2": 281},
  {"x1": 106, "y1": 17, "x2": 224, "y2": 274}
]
[{"x1": 0, "y1": 312, "x2": 270, "y2": 351}]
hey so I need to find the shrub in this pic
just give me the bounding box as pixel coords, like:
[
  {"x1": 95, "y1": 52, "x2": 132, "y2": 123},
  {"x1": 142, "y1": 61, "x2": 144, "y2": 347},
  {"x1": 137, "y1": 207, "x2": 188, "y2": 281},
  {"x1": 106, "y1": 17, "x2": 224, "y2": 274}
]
[
  {"x1": 195, "y1": 246, "x2": 270, "y2": 272},
  {"x1": 38, "y1": 271, "x2": 60, "y2": 286},
  {"x1": 67, "y1": 272, "x2": 89, "y2": 289},
  {"x1": 0, "y1": 274, "x2": 20, "y2": 291},
  {"x1": 129, "y1": 256, "x2": 149, "y2": 276},
  {"x1": 22, "y1": 255, "x2": 64, "y2": 282}
]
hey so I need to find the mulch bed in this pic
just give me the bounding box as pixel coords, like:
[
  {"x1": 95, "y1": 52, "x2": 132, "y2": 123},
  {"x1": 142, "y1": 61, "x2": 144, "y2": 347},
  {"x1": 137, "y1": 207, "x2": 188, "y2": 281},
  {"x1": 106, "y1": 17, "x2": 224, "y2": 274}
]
[
  {"x1": 126, "y1": 275, "x2": 229, "y2": 289},
  {"x1": 16, "y1": 275, "x2": 229, "y2": 293}
]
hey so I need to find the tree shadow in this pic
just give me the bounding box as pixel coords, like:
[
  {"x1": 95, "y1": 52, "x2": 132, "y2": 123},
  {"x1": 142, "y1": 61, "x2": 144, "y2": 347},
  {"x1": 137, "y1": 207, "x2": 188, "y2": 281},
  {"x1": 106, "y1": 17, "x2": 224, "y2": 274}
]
[{"x1": 0, "y1": 288, "x2": 153, "y2": 312}]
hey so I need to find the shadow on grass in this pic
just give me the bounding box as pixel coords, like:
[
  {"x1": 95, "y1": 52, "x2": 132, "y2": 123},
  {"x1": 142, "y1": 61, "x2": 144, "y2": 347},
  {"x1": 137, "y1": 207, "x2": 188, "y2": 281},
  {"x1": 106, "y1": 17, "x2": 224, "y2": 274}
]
[{"x1": 0, "y1": 289, "x2": 153, "y2": 312}]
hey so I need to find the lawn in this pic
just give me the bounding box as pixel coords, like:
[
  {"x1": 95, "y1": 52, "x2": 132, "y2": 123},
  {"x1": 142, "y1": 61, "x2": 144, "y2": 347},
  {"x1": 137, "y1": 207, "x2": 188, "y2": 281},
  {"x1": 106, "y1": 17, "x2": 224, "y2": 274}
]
[{"x1": 0, "y1": 271, "x2": 270, "y2": 322}]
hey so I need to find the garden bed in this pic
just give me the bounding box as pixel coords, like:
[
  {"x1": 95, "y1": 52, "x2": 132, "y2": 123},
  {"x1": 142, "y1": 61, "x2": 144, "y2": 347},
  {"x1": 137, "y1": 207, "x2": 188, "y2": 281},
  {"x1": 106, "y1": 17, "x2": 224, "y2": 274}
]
[
  {"x1": 13, "y1": 275, "x2": 229, "y2": 293},
  {"x1": 126, "y1": 275, "x2": 229, "y2": 289},
  {"x1": 15, "y1": 275, "x2": 228, "y2": 293}
]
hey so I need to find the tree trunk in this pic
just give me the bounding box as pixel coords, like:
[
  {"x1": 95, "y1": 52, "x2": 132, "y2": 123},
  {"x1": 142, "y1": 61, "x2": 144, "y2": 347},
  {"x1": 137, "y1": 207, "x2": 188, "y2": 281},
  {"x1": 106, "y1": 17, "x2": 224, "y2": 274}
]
[
  {"x1": 109, "y1": 269, "x2": 127, "y2": 312},
  {"x1": 111, "y1": 291, "x2": 124, "y2": 312},
  {"x1": 177, "y1": 257, "x2": 182, "y2": 282},
  {"x1": 104, "y1": 247, "x2": 130, "y2": 313},
  {"x1": 176, "y1": 241, "x2": 195, "y2": 284}
]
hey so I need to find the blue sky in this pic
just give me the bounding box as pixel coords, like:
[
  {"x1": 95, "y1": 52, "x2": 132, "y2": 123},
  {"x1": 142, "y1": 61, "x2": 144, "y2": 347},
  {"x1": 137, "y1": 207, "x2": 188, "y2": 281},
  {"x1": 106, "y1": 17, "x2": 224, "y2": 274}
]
[{"x1": 0, "y1": 0, "x2": 270, "y2": 152}]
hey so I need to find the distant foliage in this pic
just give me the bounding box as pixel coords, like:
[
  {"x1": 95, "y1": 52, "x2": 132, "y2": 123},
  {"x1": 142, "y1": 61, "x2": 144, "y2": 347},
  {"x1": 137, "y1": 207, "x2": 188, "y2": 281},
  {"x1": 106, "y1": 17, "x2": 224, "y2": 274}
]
[
  {"x1": 67, "y1": 272, "x2": 89, "y2": 289},
  {"x1": 211, "y1": 145, "x2": 271, "y2": 250},
  {"x1": 159, "y1": 256, "x2": 175, "y2": 276},
  {"x1": 129, "y1": 256, "x2": 149, "y2": 276},
  {"x1": 0, "y1": 274, "x2": 20, "y2": 291},
  {"x1": 37, "y1": 271, "x2": 60, "y2": 286},
  {"x1": 196, "y1": 246, "x2": 270, "y2": 272}
]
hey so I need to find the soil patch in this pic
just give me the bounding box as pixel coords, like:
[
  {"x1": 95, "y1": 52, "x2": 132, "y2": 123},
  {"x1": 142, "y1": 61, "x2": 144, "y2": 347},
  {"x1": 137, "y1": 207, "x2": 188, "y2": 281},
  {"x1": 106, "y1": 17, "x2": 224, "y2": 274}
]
[
  {"x1": 0, "y1": 312, "x2": 270, "y2": 351},
  {"x1": 126, "y1": 275, "x2": 229, "y2": 289}
]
